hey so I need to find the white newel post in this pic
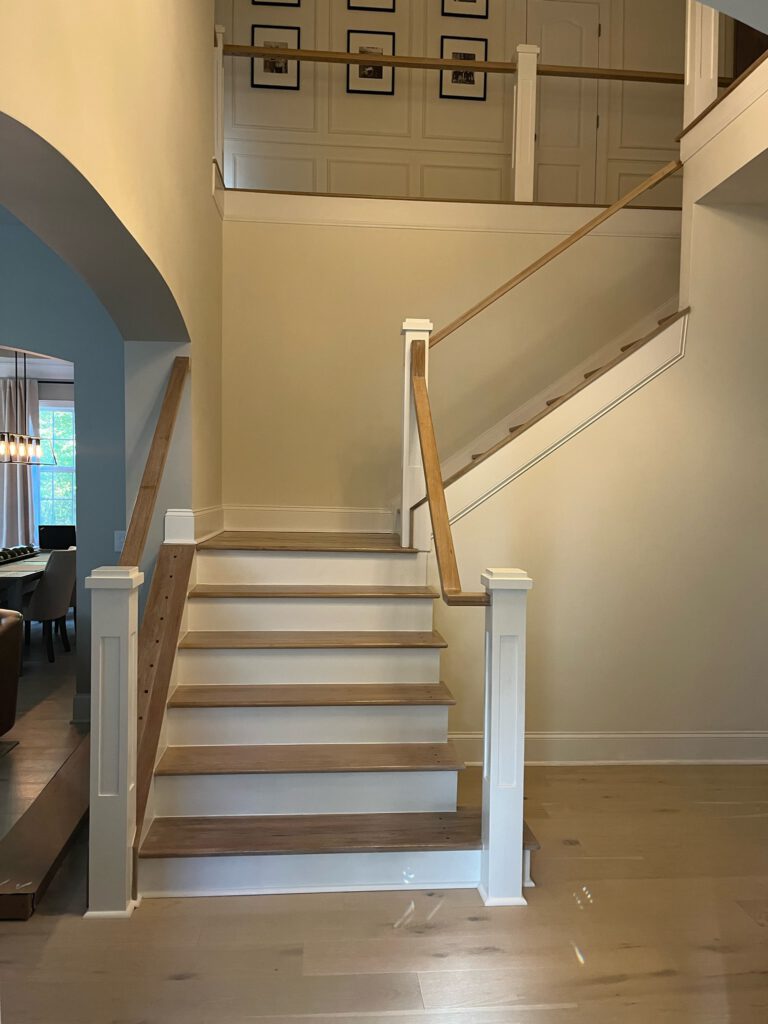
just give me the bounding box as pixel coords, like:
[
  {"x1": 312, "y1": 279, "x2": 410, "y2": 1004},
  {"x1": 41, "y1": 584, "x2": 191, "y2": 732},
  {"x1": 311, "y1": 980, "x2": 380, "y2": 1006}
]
[
  {"x1": 684, "y1": 0, "x2": 719, "y2": 125},
  {"x1": 214, "y1": 23, "x2": 226, "y2": 173},
  {"x1": 400, "y1": 319, "x2": 433, "y2": 548},
  {"x1": 480, "y1": 568, "x2": 533, "y2": 906},
  {"x1": 85, "y1": 565, "x2": 144, "y2": 917},
  {"x1": 512, "y1": 44, "x2": 539, "y2": 203}
]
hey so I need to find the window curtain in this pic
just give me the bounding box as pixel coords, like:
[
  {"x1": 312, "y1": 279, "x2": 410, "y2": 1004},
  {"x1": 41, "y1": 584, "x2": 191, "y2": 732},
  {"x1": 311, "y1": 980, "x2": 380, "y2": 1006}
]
[{"x1": 0, "y1": 378, "x2": 39, "y2": 548}]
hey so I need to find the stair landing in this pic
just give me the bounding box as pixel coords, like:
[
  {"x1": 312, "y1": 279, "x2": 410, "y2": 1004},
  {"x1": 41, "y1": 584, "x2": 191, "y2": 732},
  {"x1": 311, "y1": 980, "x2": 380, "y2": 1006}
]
[{"x1": 199, "y1": 531, "x2": 417, "y2": 553}]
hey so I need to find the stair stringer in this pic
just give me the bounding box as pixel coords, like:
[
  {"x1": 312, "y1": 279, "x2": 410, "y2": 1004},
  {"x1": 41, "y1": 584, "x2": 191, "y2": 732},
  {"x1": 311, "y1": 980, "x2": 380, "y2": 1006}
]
[{"x1": 413, "y1": 312, "x2": 688, "y2": 548}]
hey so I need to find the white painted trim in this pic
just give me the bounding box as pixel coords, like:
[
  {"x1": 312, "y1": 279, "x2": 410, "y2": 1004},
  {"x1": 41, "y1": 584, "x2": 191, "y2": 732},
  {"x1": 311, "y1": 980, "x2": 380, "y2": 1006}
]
[
  {"x1": 415, "y1": 314, "x2": 687, "y2": 534},
  {"x1": 453, "y1": 730, "x2": 768, "y2": 764},
  {"x1": 140, "y1": 882, "x2": 479, "y2": 899},
  {"x1": 525, "y1": 731, "x2": 768, "y2": 765},
  {"x1": 223, "y1": 189, "x2": 681, "y2": 239},
  {"x1": 164, "y1": 509, "x2": 196, "y2": 544},
  {"x1": 478, "y1": 886, "x2": 528, "y2": 908},
  {"x1": 219, "y1": 504, "x2": 396, "y2": 534},
  {"x1": 84, "y1": 901, "x2": 138, "y2": 920},
  {"x1": 440, "y1": 295, "x2": 679, "y2": 481},
  {"x1": 192, "y1": 505, "x2": 224, "y2": 542}
]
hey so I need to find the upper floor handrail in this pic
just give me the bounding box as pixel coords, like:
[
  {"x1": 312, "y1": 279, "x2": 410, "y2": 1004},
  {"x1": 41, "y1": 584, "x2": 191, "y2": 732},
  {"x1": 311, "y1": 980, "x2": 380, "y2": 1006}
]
[
  {"x1": 410, "y1": 338, "x2": 489, "y2": 608},
  {"x1": 224, "y1": 44, "x2": 718, "y2": 87},
  {"x1": 119, "y1": 356, "x2": 189, "y2": 567},
  {"x1": 429, "y1": 159, "x2": 682, "y2": 349}
]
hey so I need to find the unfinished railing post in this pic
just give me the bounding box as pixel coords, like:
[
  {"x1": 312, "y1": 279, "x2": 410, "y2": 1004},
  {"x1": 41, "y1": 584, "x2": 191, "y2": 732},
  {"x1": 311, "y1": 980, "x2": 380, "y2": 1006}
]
[
  {"x1": 214, "y1": 23, "x2": 226, "y2": 173},
  {"x1": 684, "y1": 0, "x2": 719, "y2": 125},
  {"x1": 513, "y1": 44, "x2": 539, "y2": 202},
  {"x1": 400, "y1": 319, "x2": 432, "y2": 548},
  {"x1": 480, "y1": 568, "x2": 533, "y2": 906},
  {"x1": 85, "y1": 565, "x2": 143, "y2": 917}
]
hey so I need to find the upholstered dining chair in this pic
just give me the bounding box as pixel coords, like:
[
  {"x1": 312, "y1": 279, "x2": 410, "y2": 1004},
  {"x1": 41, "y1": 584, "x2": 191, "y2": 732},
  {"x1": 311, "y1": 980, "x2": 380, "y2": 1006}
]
[
  {"x1": 0, "y1": 609, "x2": 22, "y2": 735},
  {"x1": 22, "y1": 549, "x2": 77, "y2": 663}
]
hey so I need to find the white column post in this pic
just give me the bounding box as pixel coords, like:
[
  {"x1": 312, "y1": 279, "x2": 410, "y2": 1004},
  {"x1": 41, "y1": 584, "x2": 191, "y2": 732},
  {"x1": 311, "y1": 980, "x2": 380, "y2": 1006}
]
[
  {"x1": 400, "y1": 318, "x2": 433, "y2": 548},
  {"x1": 684, "y1": 1, "x2": 719, "y2": 125},
  {"x1": 214, "y1": 24, "x2": 226, "y2": 174},
  {"x1": 479, "y1": 568, "x2": 533, "y2": 906},
  {"x1": 85, "y1": 565, "x2": 144, "y2": 917},
  {"x1": 512, "y1": 44, "x2": 540, "y2": 203}
]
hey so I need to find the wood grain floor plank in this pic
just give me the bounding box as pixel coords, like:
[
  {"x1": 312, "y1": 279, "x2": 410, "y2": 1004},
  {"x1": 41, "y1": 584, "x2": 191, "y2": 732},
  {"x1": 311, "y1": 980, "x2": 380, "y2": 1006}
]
[
  {"x1": 168, "y1": 682, "x2": 456, "y2": 708},
  {"x1": 178, "y1": 630, "x2": 447, "y2": 650},
  {"x1": 187, "y1": 584, "x2": 439, "y2": 599},
  {"x1": 156, "y1": 742, "x2": 464, "y2": 776},
  {"x1": 198, "y1": 531, "x2": 417, "y2": 553}
]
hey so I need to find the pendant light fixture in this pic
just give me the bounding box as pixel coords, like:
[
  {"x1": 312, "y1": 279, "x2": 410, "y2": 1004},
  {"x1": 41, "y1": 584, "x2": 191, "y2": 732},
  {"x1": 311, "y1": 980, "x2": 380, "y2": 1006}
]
[{"x1": 0, "y1": 353, "x2": 42, "y2": 466}]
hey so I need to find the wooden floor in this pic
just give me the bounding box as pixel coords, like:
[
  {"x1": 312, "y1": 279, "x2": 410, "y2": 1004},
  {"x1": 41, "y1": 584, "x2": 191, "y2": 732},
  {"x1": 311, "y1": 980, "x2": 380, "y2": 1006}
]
[
  {"x1": 2, "y1": 764, "x2": 767, "y2": 1022},
  {"x1": 199, "y1": 531, "x2": 416, "y2": 553},
  {"x1": 178, "y1": 630, "x2": 448, "y2": 650}
]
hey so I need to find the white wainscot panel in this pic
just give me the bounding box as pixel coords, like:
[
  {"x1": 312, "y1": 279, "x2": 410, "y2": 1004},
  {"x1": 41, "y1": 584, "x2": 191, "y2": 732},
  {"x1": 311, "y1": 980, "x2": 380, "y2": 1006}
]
[
  {"x1": 233, "y1": 152, "x2": 316, "y2": 192},
  {"x1": 420, "y1": 163, "x2": 504, "y2": 202},
  {"x1": 328, "y1": 158, "x2": 411, "y2": 196},
  {"x1": 607, "y1": 161, "x2": 683, "y2": 208},
  {"x1": 327, "y1": 67, "x2": 413, "y2": 139},
  {"x1": 535, "y1": 162, "x2": 583, "y2": 205}
]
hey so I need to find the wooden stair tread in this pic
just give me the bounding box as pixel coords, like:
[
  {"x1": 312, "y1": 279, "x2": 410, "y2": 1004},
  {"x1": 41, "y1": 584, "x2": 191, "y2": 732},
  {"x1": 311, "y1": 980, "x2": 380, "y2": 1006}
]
[
  {"x1": 169, "y1": 682, "x2": 456, "y2": 708},
  {"x1": 187, "y1": 584, "x2": 439, "y2": 600},
  {"x1": 179, "y1": 630, "x2": 448, "y2": 650},
  {"x1": 441, "y1": 309, "x2": 689, "y2": 489},
  {"x1": 156, "y1": 742, "x2": 464, "y2": 776},
  {"x1": 198, "y1": 531, "x2": 417, "y2": 554},
  {"x1": 140, "y1": 808, "x2": 482, "y2": 858}
]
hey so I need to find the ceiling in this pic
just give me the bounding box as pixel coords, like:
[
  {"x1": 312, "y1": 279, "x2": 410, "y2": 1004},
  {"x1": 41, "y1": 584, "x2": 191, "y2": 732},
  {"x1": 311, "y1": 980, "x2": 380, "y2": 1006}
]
[{"x1": 703, "y1": 149, "x2": 768, "y2": 210}]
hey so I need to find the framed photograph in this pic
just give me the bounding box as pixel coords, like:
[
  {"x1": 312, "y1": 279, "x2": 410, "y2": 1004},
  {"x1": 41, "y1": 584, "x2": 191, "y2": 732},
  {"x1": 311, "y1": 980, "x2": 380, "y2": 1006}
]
[
  {"x1": 348, "y1": 0, "x2": 395, "y2": 9},
  {"x1": 440, "y1": 35, "x2": 487, "y2": 100},
  {"x1": 346, "y1": 30, "x2": 395, "y2": 95},
  {"x1": 250, "y1": 24, "x2": 301, "y2": 90},
  {"x1": 441, "y1": 0, "x2": 488, "y2": 17},
  {"x1": 252, "y1": 1, "x2": 300, "y2": 6}
]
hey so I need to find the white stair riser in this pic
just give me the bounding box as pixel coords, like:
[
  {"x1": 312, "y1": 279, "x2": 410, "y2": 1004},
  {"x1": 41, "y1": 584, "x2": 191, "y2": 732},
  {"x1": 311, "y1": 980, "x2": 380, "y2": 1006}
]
[
  {"x1": 139, "y1": 849, "x2": 481, "y2": 898},
  {"x1": 196, "y1": 550, "x2": 427, "y2": 586},
  {"x1": 185, "y1": 597, "x2": 435, "y2": 632},
  {"x1": 166, "y1": 705, "x2": 449, "y2": 745},
  {"x1": 176, "y1": 648, "x2": 442, "y2": 685},
  {"x1": 154, "y1": 770, "x2": 458, "y2": 817}
]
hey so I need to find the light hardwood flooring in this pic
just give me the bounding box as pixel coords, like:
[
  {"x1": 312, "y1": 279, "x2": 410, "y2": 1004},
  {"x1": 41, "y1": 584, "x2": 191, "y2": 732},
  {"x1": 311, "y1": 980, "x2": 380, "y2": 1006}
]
[
  {"x1": 0, "y1": 616, "x2": 82, "y2": 839},
  {"x1": 1, "y1": 764, "x2": 767, "y2": 1022}
]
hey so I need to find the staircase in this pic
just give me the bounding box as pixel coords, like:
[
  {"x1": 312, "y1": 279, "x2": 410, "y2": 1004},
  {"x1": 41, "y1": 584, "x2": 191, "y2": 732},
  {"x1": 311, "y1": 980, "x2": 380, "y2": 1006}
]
[{"x1": 137, "y1": 531, "x2": 491, "y2": 898}]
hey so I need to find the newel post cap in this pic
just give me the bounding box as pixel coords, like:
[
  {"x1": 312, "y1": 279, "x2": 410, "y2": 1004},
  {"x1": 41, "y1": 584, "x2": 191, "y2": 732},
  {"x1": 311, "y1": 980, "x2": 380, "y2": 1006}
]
[
  {"x1": 402, "y1": 318, "x2": 434, "y2": 334},
  {"x1": 516, "y1": 43, "x2": 541, "y2": 56},
  {"x1": 85, "y1": 566, "x2": 144, "y2": 591},
  {"x1": 481, "y1": 568, "x2": 533, "y2": 591}
]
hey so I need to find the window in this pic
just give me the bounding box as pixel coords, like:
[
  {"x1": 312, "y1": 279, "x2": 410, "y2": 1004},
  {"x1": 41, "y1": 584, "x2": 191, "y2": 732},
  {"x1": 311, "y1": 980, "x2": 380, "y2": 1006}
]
[{"x1": 35, "y1": 401, "x2": 76, "y2": 528}]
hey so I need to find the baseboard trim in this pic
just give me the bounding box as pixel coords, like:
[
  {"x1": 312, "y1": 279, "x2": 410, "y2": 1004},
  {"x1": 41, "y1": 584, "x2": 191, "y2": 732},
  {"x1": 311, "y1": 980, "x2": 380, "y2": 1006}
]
[
  {"x1": 192, "y1": 505, "x2": 224, "y2": 543},
  {"x1": 220, "y1": 504, "x2": 396, "y2": 534},
  {"x1": 450, "y1": 731, "x2": 768, "y2": 765}
]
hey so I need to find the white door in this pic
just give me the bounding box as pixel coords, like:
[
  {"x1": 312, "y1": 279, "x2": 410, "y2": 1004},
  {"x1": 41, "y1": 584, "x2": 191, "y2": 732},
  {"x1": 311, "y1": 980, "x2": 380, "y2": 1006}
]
[{"x1": 527, "y1": 0, "x2": 600, "y2": 204}]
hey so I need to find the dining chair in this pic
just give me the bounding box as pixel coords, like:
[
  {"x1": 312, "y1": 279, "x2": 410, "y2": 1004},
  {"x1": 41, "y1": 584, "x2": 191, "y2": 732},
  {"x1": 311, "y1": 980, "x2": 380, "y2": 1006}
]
[
  {"x1": 0, "y1": 609, "x2": 22, "y2": 735},
  {"x1": 22, "y1": 549, "x2": 77, "y2": 663}
]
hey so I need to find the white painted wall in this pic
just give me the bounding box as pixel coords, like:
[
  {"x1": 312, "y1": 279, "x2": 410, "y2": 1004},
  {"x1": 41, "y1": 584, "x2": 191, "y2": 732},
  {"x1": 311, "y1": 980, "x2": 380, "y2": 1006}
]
[
  {"x1": 217, "y1": 0, "x2": 685, "y2": 205},
  {"x1": 435, "y1": 201, "x2": 768, "y2": 763},
  {"x1": 221, "y1": 192, "x2": 680, "y2": 509}
]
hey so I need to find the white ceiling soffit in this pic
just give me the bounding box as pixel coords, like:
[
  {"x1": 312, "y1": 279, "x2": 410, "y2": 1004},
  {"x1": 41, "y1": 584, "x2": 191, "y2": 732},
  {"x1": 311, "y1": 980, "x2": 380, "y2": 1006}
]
[{"x1": 0, "y1": 112, "x2": 189, "y2": 344}]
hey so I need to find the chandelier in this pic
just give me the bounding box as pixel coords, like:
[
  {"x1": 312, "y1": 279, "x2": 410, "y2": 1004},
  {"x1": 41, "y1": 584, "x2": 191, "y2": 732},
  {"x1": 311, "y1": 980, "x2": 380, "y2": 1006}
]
[{"x1": 0, "y1": 353, "x2": 42, "y2": 465}]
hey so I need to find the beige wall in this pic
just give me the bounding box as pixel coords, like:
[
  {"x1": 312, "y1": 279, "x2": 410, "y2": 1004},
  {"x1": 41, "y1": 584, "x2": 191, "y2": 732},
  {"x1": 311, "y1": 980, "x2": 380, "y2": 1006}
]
[
  {"x1": 436, "y1": 202, "x2": 768, "y2": 760},
  {"x1": 222, "y1": 196, "x2": 679, "y2": 510},
  {"x1": 0, "y1": 1, "x2": 223, "y2": 509}
]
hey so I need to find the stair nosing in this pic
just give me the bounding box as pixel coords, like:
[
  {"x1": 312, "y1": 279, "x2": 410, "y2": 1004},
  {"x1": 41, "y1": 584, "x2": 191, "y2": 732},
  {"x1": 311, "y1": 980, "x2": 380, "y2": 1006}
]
[
  {"x1": 168, "y1": 682, "x2": 457, "y2": 708},
  {"x1": 178, "y1": 630, "x2": 448, "y2": 651},
  {"x1": 155, "y1": 741, "x2": 464, "y2": 777},
  {"x1": 186, "y1": 585, "x2": 440, "y2": 600}
]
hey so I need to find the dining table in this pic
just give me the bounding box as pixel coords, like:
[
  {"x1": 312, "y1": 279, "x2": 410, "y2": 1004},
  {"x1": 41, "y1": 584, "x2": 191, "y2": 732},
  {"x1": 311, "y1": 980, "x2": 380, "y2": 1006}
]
[{"x1": 0, "y1": 552, "x2": 51, "y2": 613}]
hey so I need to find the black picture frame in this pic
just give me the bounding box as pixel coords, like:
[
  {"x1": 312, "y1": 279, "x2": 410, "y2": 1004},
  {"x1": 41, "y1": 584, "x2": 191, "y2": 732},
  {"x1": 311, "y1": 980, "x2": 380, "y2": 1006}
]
[
  {"x1": 251, "y1": 24, "x2": 301, "y2": 90},
  {"x1": 251, "y1": 0, "x2": 300, "y2": 7},
  {"x1": 439, "y1": 35, "x2": 487, "y2": 101},
  {"x1": 441, "y1": 0, "x2": 488, "y2": 17},
  {"x1": 348, "y1": 0, "x2": 396, "y2": 10},
  {"x1": 346, "y1": 30, "x2": 396, "y2": 95}
]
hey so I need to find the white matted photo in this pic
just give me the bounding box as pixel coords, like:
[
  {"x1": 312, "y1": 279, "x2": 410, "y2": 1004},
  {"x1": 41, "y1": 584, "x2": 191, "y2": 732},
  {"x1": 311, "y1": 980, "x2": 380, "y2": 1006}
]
[
  {"x1": 440, "y1": 35, "x2": 487, "y2": 100},
  {"x1": 348, "y1": 0, "x2": 396, "y2": 10},
  {"x1": 442, "y1": 0, "x2": 488, "y2": 17},
  {"x1": 250, "y1": 24, "x2": 301, "y2": 90},
  {"x1": 346, "y1": 30, "x2": 396, "y2": 95}
]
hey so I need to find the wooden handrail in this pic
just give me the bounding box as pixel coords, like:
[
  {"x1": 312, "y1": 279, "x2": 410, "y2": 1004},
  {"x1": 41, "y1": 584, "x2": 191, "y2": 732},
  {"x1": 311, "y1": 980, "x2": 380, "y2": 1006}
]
[
  {"x1": 429, "y1": 159, "x2": 682, "y2": 348},
  {"x1": 411, "y1": 339, "x2": 489, "y2": 608},
  {"x1": 119, "y1": 356, "x2": 189, "y2": 567},
  {"x1": 225, "y1": 44, "x2": 722, "y2": 87}
]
